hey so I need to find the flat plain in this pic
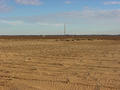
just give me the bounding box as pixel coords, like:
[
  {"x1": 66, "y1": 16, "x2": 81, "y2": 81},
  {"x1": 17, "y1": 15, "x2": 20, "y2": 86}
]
[{"x1": 0, "y1": 36, "x2": 120, "y2": 90}]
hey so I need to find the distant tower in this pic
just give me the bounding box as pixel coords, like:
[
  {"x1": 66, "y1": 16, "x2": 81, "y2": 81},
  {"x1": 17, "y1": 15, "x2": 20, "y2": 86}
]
[{"x1": 64, "y1": 24, "x2": 66, "y2": 35}]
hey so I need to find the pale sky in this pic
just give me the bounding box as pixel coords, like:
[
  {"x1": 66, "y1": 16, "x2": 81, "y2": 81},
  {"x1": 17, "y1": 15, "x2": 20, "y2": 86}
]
[{"x1": 0, "y1": 0, "x2": 120, "y2": 35}]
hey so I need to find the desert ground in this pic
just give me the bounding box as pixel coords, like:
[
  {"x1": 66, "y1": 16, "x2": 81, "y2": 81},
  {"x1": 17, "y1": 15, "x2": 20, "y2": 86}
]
[{"x1": 0, "y1": 36, "x2": 120, "y2": 90}]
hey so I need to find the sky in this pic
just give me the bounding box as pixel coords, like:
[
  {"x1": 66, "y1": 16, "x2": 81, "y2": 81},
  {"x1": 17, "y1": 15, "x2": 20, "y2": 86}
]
[{"x1": 0, "y1": 0, "x2": 120, "y2": 35}]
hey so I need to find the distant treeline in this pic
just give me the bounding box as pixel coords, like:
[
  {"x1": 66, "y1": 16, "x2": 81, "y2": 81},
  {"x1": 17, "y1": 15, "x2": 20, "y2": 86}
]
[{"x1": 0, "y1": 35, "x2": 120, "y2": 40}]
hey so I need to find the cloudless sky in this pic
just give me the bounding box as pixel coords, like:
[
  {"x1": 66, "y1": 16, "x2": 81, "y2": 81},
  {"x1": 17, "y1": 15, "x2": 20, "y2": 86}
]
[{"x1": 0, "y1": 0, "x2": 120, "y2": 35}]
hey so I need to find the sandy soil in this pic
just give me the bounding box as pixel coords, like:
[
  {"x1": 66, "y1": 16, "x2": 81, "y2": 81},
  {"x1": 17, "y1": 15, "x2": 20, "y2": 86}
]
[{"x1": 0, "y1": 39, "x2": 120, "y2": 90}]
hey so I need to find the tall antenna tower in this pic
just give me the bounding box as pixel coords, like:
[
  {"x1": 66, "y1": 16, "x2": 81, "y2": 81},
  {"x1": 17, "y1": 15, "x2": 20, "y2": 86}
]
[{"x1": 64, "y1": 24, "x2": 66, "y2": 35}]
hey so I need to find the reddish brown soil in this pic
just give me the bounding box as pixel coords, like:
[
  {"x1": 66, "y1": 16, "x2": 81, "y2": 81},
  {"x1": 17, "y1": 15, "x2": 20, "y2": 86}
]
[{"x1": 0, "y1": 37, "x2": 120, "y2": 90}]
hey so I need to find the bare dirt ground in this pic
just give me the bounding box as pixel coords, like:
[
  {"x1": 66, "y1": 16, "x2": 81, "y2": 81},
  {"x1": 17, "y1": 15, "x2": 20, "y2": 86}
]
[{"x1": 0, "y1": 38, "x2": 120, "y2": 90}]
